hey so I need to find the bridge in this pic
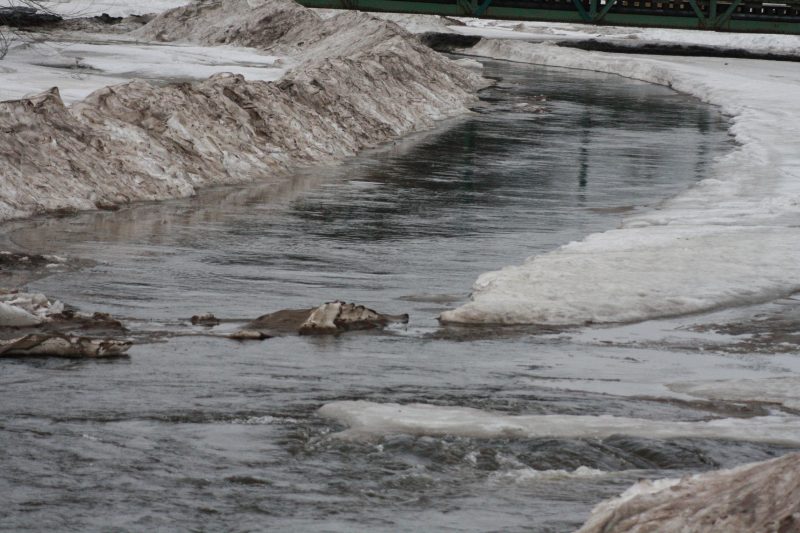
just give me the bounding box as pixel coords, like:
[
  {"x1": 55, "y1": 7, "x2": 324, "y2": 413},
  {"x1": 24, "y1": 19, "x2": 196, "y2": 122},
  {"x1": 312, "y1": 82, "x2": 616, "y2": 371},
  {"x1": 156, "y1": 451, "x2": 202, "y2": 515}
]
[{"x1": 296, "y1": 0, "x2": 800, "y2": 33}]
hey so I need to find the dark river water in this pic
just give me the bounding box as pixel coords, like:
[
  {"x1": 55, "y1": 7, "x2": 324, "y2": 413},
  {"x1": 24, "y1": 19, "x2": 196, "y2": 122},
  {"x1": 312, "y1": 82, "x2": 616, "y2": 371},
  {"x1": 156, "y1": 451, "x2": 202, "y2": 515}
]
[{"x1": 4, "y1": 59, "x2": 794, "y2": 532}]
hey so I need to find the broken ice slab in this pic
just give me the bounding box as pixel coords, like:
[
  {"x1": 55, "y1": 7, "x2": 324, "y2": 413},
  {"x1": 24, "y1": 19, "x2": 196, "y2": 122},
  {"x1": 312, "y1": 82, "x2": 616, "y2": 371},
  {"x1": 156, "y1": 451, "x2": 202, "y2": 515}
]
[{"x1": 0, "y1": 333, "x2": 131, "y2": 358}]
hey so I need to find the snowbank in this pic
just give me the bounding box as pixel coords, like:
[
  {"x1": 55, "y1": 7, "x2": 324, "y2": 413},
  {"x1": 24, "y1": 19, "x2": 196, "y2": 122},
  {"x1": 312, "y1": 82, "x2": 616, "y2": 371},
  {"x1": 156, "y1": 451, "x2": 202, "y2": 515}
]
[
  {"x1": 0, "y1": 0, "x2": 482, "y2": 221},
  {"x1": 454, "y1": 18, "x2": 800, "y2": 57},
  {"x1": 578, "y1": 452, "x2": 800, "y2": 532},
  {"x1": 318, "y1": 401, "x2": 800, "y2": 445},
  {"x1": 441, "y1": 40, "x2": 800, "y2": 325}
]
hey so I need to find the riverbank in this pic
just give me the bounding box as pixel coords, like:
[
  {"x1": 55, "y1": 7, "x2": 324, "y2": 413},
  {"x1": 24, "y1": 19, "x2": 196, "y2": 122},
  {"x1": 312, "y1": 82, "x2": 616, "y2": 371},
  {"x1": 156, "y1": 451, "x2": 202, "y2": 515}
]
[{"x1": 0, "y1": 0, "x2": 483, "y2": 222}]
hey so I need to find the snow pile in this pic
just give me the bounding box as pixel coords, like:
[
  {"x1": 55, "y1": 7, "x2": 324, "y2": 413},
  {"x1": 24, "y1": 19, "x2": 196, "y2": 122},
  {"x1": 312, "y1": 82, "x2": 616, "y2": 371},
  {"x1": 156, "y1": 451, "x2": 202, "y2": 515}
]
[
  {"x1": 441, "y1": 40, "x2": 800, "y2": 325},
  {"x1": 134, "y1": 0, "x2": 322, "y2": 49},
  {"x1": 0, "y1": 0, "x2": 482, "y2": 221},
  {"x1": 578, "y1": 452, "x2": 800, "y2": 532},
  {"x1": 318, "y1": 401, "x2": 800, "y2": 445}
]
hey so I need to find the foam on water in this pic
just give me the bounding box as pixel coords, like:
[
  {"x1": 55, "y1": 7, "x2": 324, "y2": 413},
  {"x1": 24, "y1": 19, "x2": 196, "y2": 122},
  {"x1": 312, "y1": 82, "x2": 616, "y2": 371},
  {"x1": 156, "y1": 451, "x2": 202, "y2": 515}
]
[
  {"x1": 442, "y1": 41, "x2": 800, "y2": 325},
  {"x1": 489, "y1": 465, "x2": 607, "y2": 485},
  {"x1": 319, "y1": 401, "x2": 800, "y2": 445}
]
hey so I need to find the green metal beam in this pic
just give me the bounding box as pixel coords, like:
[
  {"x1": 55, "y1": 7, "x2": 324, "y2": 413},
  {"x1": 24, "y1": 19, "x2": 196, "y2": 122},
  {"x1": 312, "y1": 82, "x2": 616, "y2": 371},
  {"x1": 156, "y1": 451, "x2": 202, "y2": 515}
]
[
  {"x1": 715, "y1": 0, "x2": 744, "y2": 27},
  {"x1": 594, "y1": 0, "x2": 619, "y2": 22},
  {"x1": 475, "y1": 0, "x2": 493, "y2": 17},
  {"x1": 685, "y1": 0, "x2": 707, "y2": 25},
  {"x1": 572, "y1": 0, "x2": 592, "y2": 21}
]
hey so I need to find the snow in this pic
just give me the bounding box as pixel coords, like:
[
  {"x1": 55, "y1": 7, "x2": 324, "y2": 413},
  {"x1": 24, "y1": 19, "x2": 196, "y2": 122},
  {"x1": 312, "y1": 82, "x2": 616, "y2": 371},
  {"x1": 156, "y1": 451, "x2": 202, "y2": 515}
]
[
  {"x1": 453, "y1": 18, "x2": 800, "y2": 57},
  {"x1": 0, "y1": 38, "x2": 287, "y2": 104},
  {"x1": 24, "y1": 0, "x2": 191, "y2": 17},
  {"x1": 318, "y1": 401, "x2": 800, "y2": 445},
  {"x1": 339, "y1": 11, "x2": 800, "y2": 57},
  {"x1": 441, "y1": 40, "x2": 800, "y2": 325}
]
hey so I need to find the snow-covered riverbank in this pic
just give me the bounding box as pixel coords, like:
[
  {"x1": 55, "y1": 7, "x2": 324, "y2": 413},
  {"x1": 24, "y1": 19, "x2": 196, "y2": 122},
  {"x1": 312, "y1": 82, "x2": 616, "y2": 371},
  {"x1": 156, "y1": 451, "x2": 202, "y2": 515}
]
[
  {"x1": 441, "y1": 39, "x2": 800, "y2": 326},
  {"x1": 0, "y1": 0, "x2": 482, "y2": 222}
]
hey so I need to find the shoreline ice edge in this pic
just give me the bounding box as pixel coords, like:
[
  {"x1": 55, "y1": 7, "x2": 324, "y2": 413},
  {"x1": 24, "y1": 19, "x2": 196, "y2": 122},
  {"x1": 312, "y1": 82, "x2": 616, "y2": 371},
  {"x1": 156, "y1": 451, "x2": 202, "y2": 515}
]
[{"x1": 441, "y1": 39, "x2": 800, "y2": 326}]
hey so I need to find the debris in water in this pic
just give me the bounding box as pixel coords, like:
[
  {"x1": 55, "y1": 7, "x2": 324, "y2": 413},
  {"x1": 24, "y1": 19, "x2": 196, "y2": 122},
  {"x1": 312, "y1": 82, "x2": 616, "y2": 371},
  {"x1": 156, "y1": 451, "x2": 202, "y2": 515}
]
[
  {"x1": 0, "y1": 289, "x2": 130, "y2": 358},
  {"x1": 230, "y1": 301, "x2": 409, "y2": 339},
  {"x1": 191, "y1": 313, "x2": 220, "y2": 327}
]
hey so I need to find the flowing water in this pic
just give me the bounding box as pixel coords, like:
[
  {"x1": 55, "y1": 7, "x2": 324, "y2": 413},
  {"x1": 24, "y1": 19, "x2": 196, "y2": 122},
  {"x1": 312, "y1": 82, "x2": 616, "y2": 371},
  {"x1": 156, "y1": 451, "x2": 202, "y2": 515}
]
[{"x1": 3, "y1": 59, "x2": 797, "y2": 532}]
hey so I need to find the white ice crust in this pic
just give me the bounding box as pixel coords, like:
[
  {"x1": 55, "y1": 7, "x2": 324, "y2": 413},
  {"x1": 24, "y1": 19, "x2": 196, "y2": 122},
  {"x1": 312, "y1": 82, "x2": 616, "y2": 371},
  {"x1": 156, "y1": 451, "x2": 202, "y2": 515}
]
[
  {"x1": 0, "y1": 292, "x2": 64, "y2": 326},
  {"x1": 29, "y1": 0, "x2": 191, "y2": 17},
  {"x1": 454, "y1": 18, "x2": 800, "y2": 57},
  {"x1": 441, "y1": 40, "x2": 800, "y2": 325},
  {"x1": 318, "y1": 401, "x2": 800, "y2": 445}
]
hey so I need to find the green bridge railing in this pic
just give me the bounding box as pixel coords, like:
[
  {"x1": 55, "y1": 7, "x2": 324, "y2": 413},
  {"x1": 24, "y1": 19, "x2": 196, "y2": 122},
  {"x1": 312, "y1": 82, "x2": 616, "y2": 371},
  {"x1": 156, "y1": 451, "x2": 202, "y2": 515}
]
[{"x1": 297, "y1": 0, "x2": 800, "y2": 33}]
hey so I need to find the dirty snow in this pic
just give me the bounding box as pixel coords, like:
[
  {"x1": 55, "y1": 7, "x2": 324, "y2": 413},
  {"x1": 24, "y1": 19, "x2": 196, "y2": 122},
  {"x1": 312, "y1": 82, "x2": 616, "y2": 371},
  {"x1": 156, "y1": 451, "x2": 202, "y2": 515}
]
[
  {"x1": 0, "y1": 0, "x2": 482, "y2": 221},
  {"x1": 578, "y1": 452, "x2": 800, "y2": 532},
  {"x1": 441, "y1": 40, "x2": 800, "y2": 325}
]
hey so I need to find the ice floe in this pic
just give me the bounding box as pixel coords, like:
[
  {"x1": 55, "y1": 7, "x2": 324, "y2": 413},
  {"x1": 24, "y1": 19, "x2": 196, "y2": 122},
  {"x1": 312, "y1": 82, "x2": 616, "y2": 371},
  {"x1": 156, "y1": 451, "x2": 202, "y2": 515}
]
[
  {"x1": 319, "y1": 401, "x2": 800, "y2": 444},
  {"x1": 670, "y1": 377, "x2": 800, "y2": 411}
]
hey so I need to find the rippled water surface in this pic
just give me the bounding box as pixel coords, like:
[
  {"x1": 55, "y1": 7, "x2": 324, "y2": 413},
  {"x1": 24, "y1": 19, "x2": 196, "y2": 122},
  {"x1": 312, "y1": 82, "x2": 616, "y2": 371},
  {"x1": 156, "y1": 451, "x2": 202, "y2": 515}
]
[{"x1": 4, "y1": 59, "x2": 795, "y2": 532}]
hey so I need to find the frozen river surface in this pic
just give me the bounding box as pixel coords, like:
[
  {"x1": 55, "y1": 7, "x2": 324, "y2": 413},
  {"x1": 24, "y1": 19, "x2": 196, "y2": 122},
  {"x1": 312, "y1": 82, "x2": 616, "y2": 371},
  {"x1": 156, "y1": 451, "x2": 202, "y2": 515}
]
[{"x1": 3, "y1": 59, "x2": 797, "y2": 532}]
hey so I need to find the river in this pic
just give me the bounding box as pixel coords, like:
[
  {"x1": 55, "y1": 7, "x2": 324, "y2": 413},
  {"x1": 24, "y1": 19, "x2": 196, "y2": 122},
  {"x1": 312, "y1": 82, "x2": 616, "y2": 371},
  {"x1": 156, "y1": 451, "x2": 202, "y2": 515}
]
[{"x1": 3, "y1": 58, "x2": 795, "y2": 532}]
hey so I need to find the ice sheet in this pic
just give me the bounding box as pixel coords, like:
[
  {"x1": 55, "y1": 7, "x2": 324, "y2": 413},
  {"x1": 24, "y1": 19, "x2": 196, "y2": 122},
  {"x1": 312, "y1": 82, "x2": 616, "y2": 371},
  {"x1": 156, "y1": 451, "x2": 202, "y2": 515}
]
[
  {"x1": 441, "y1": 40, "x2": 800, "y2": 325},
  {"x1": 670, "y1": 377, "x2": 800, "y2": 411},
  {"x1": 23, "y1": 0, "x2": 190, "y2": 17},
  {"x1": 0, "y1": 39, "x2": 286, "y2": 104}
]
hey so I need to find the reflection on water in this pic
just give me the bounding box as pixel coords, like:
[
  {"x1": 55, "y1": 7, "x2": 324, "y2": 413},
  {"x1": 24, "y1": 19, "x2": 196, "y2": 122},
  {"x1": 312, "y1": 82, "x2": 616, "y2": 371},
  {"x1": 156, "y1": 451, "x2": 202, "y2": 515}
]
[{"x1": 0, "y1": 59, "x2": 763, "y2": 532}]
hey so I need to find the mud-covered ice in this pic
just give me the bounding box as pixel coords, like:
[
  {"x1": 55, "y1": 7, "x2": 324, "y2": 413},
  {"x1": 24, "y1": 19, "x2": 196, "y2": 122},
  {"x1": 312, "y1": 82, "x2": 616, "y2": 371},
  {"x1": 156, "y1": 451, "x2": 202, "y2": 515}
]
[
  {"x1": 578, "y1": 452, "x2": 800, "y2": 532},
  {"x1": 441, "y1": 40, "x2": 800, "y2": 325},
  {"x1": 319, "y1": 401, "x2": 800, "y2": 445},
  {"x1": 0, "y1": 0, "x2": 482, "y2": 221}
]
